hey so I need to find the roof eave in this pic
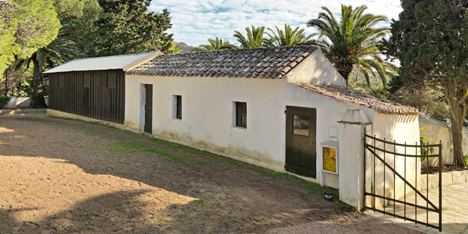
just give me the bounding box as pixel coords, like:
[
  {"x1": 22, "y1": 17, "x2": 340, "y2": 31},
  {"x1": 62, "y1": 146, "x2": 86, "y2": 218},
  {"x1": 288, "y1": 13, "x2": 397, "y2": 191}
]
[{"x1": 123, "y1": 51, "x2": 164, "y2": 72}]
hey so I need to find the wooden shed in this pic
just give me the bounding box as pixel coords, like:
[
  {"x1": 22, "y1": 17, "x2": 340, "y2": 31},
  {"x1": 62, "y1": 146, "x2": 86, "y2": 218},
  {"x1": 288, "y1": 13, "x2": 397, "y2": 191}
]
[{"x1": 44, "y1": 51, "x2": 160, "y2": 124}]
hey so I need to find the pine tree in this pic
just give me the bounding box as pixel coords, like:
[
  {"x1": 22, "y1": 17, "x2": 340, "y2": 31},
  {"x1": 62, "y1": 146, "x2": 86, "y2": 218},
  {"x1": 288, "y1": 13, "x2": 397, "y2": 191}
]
[
  {"x1": 398, "y1": 0, "x2": 468, "y2": 167},
  {"x1": 89, "y1": 0, "x2": 173, "y2": 57},
  {"x1": 0, "y1": 0, "x2": 60, "y2": 73}
]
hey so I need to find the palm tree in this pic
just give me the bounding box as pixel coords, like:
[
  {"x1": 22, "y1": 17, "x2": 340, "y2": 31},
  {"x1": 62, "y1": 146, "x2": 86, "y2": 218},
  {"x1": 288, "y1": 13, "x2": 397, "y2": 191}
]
[
  {"x1": 233, "y1": 25, "x2": 266, "y2": 48},
  {"x1": 307, "y1": 4, "x2": 395, "y2": 87},
  {"x1": 265, "y1": 24, "x2": 318, "y2": 47},
  {"x1": 191, "y1": 38, "x2": 235, "y2": 52},
  {"x1": 12, "y1": 24, "x2": 78, "y2": 107},
  {"x1": 166, "y1": 42, "x2": 184, "y2": 54}
]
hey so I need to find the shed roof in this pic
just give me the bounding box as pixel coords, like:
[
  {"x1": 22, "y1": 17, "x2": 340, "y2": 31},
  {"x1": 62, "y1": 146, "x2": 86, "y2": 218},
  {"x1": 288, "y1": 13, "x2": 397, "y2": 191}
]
[
  {"x1": 43, "y1": 51, "x2": 161, "y2": 74},
  {"x1": 296, "y1": 83, "x2": 423, "y2": 115},
  {"x1": 126, "y1": 46, "x2": 317, "y2": 79}
]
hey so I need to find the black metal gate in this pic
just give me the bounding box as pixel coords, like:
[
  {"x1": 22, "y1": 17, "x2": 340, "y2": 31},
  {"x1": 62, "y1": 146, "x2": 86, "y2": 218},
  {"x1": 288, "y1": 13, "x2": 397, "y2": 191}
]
[{"x1": 364, "y1": 131, "x2": 442, "y2": 232}]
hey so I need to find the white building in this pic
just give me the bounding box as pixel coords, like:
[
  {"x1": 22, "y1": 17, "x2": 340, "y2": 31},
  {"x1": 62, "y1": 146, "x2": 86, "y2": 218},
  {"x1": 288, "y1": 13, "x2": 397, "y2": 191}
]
[{"x1": 47, "y1": 46, "x2": 422, "y2": 209}]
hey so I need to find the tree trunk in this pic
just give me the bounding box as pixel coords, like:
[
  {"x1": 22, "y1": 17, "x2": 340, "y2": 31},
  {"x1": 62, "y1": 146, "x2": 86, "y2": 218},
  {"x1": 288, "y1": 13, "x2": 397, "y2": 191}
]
[
  {"x1": 30, "y1": 52, "x2": 47, "y2": 108},
  {"x1": 444, "y1": 84, "x2": 467, "y2": 168},
  {"x1": 32, "y1": 52, "x2": 40, "y2": 92},
  {"x1": 334, "y1": 60, "x2": 353, "y2": 88},
  {"x1": 451, "y1": 121, "x2": 465, "y2": 167},
  {"x1": 4, "y1": 69, "x2": 8, "y2": 96}
]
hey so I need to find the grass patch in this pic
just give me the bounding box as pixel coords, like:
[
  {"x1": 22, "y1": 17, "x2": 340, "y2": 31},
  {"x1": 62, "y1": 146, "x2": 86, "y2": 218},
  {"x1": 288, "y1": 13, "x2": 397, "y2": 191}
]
[
  {"x1": 75, "y1": 119, "x2": 342, "y2": 203},
  {"x1": 108, "y1": 147, "x2": 135, "y2": 153},
  {"x1": 84, "y1": 131, "x2": 95, "y2": 136},
  {"x1": 119, "y1": 141, "x2": 141, "y2": 149},
  {"x1": 140, "y1": 137, "x2": 341, "y2": 198},
  {"x1": 134, "y1": 134, "x2": 339, "y2": 198},
  {"x1": 150, "y1": 215, "x2": 169, "y2": 221},
  {"x1": 143, "y1": 147, "x2": 175, "y2": 156},
  {"x1": 167, "y1": 155, "x2": 205, "y2": 167},
  {"x1": 98, "y1": 140, "x2": 205, "y2": 167},
  {"x1": 195, "y1": 198, "x2": 206, "y2": 206}
]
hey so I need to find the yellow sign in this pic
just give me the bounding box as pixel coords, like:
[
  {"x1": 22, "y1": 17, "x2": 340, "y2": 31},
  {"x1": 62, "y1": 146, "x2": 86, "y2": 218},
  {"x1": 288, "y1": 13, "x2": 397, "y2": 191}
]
[{"x1": 323, "y1": 147, "x2": 337, "y2": 173}]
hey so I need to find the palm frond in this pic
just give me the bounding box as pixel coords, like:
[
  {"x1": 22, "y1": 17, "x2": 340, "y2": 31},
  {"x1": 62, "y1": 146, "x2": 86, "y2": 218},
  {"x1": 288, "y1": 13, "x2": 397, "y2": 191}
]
[{"x1": 307, "y1": 4, "x2": 390, "y2": 89}]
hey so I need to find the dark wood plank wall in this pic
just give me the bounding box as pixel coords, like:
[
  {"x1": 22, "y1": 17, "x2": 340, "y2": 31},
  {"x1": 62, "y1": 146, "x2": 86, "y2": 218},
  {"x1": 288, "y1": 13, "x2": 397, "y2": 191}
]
[{"x1": 48, "y1": 69, "x2": 125, "y2": 124}]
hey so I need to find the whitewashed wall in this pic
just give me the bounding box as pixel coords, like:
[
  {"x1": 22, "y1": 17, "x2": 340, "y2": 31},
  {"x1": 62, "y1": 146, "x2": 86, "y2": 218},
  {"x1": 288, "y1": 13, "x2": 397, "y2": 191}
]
[
  {"x1": 286, "y1": 49, "x2": 346, "y2": 87},
  {"x1": 419, "y1": 116, "x2": 468, "y2": 166},
  {"x1": 125, "y1": 75, "x2": 363, "y2": 188},
  {"x1": 366, "y1": 113, "x2": 420, "y2": 208}
]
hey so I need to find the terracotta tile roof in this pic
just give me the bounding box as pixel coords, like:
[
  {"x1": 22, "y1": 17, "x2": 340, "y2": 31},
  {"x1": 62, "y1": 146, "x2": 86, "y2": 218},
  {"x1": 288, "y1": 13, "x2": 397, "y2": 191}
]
[
  {"x1": 126, "y1": 46, "x2": 317, "y2": 78},
  {"x1": 296, "y1": 83, "x2": 423, "y2": 115}
]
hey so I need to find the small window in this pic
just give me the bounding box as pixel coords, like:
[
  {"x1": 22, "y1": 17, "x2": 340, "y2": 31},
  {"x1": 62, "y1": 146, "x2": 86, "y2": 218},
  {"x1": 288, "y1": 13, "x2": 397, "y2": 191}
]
[
  {"x1": 172, "y1": 95, "x2": 182, "y2": 120},
  {"x1": 293, "y1": 114, "x2": 310, "y2": 136},
  {"x1": 176, "y1": 95, "x2": 182, "y2": 119},
  {"x1": 235, "y1": 102, "x2": 247, "y2": 128},
  {"x1": 107, "y1": 73, "x2": 116, "y2": 88},
  {"x1": 83, "y1": 74, "x2": 90, "y2": 88}
]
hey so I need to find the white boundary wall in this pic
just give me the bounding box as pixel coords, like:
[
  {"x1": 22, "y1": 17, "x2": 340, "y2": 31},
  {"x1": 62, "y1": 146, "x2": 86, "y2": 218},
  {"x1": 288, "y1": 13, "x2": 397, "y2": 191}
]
[{"x1": 419, "y1": 116, "x2": 468, "y2": 166}]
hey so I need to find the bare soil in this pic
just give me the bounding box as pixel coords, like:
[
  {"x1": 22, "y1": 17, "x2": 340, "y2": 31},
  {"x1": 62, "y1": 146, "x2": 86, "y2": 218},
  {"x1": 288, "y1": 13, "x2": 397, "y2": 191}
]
[{"x1": 0, "y1": 114, "x2": 422, "y2": 234}]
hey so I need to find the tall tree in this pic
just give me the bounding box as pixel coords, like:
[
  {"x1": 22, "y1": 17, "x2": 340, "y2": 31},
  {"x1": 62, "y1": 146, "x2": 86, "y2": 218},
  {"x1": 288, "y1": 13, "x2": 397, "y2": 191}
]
[
  {"x1": 397, "y1": 0, "x2": 468, "y2": 168},
  {"x1": 54, "y1": 0, "x2": 102, "y2": 58},
  {"x1": 307, "y1": 4, "x2": 394, "y2": 87},
  {"x1": 0, "y1": 0, "x2": 60, "y2": 73},
  {"x1": 26, "y1": 0, "x2": 102, "y2": 107},
  {"x1": 233, "y1": 25, "x2": 266, "y2": 48},
  {"x1": 191, "y1": 38, "x2": 235, "y2": 52},
  {"x1": 89, "y1": 0, "x2": 173, "y2": 57},
  {"x1": 265, "y1": 24, "x2": 317, "y2": 47}
]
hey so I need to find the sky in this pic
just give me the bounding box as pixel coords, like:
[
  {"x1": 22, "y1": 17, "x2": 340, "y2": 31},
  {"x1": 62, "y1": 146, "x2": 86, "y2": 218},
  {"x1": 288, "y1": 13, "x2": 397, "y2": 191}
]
[{"x1": 149, "y1": 0, "x2": 402, "y2": 47}]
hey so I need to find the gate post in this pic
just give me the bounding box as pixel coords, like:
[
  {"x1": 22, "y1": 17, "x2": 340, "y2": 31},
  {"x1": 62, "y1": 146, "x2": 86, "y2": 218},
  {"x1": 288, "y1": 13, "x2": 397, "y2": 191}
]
[{"x1": 337, "y1": 109, "x2": 371, "y2": 210}]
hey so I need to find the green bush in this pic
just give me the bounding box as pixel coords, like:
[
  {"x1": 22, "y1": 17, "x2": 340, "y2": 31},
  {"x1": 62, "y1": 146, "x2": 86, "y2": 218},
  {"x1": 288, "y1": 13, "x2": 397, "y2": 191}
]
[{"x1": 0, "y1": 96, "x2": 11, "y2": 109}]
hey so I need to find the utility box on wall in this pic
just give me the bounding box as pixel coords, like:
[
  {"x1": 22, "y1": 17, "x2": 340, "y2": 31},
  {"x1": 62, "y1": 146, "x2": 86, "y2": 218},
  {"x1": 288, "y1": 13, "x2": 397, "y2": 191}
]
[{"x1": 321, "y1": 142, "x2": 339, "y2": 174}]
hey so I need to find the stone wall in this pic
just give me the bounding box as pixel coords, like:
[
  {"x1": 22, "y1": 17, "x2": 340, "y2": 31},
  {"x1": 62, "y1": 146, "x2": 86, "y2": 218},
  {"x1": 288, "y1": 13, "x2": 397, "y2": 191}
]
[{"x1": 420, "y1": 170, "x2": 468, "y2": 191}]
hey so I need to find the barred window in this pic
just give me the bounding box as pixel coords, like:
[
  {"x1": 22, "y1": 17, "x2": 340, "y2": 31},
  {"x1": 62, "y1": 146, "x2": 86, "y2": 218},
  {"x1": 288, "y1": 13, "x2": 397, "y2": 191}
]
[
  {"x1": 176, "y1": 95, "x2": 182, "y2": 119},
  {"x1": 235, "y1": 102, "x2": 247, "y2": 128}
]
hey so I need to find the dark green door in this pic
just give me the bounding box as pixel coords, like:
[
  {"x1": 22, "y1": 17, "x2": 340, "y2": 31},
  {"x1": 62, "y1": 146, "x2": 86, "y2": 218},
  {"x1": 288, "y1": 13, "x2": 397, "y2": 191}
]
[
  {"x1": 144, "y1": 84, "x2": 153, "y2": 134},
  {"x1": 285, "y1": 106, "x2": 317, "y2": 178}
]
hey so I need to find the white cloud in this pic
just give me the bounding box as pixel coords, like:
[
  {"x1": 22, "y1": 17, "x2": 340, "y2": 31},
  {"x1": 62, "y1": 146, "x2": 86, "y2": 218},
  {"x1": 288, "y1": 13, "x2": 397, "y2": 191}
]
[{"x1": 149, "y1": 0, "x2": 402, "y2": 46}]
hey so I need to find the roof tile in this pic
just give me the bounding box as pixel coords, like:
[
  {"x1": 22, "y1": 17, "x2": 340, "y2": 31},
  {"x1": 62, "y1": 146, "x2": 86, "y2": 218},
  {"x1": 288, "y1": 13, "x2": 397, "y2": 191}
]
[
  {"x1": 296, "y1": 83, "x2": 423, "y2": 116},
  {"x1": 126, "y1": 46, "x2": 317, "y2": 79}
]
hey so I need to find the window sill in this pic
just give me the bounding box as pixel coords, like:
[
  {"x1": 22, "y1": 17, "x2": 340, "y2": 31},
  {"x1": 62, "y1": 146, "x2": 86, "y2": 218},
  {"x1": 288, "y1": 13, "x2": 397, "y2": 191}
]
[{"x1": 232, "y1": 126, "x2": 247, "y2": 130}]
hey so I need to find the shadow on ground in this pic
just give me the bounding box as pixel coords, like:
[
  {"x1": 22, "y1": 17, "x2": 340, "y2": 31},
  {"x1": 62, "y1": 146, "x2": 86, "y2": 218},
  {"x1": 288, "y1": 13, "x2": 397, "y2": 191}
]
[{"x1": 0, "y1": 115, "x2": 371, "y2": 233}]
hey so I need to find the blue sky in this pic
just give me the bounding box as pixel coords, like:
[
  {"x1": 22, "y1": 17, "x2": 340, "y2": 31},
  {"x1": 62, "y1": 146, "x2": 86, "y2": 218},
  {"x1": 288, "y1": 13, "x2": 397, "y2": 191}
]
[{"x1": 149, "y1": 0, "x2": 402, "y2": 47}]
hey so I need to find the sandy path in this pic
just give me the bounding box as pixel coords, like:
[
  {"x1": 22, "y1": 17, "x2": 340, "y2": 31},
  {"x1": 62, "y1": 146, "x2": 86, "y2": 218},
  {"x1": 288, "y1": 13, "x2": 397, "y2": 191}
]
[{"x1": 0, "y1": 114, "x2": 421, "y2": 234}]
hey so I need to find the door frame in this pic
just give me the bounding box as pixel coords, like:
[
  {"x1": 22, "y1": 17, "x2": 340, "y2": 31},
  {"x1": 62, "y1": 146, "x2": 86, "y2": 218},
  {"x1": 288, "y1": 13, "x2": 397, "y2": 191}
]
[
  {"x1": 142, "y1": 84, "x2": 153, "y2": 134},
  {"x1": 285, "y1": 106, "x2": 317, "y2": 178}
]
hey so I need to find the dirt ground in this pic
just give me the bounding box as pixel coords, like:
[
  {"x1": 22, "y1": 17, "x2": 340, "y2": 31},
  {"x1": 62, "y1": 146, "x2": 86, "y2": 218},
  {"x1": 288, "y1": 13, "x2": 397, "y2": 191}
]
[{"x1": 0, "y1": 114, "x2": 422, "y2": 234}]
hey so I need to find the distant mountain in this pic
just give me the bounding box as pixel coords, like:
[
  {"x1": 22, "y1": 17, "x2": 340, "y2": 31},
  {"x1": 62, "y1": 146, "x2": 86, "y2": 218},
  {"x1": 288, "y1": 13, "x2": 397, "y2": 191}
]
[{"x1": 175, "y1": 42, "x2": 196, "y2": 54}]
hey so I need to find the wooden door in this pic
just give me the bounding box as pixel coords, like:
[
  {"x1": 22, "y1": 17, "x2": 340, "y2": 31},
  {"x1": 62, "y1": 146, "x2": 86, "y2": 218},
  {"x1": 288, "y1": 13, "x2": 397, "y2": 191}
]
[
  {"x1": 144, "y1": 84, "x2": 153, "y2": 134},
  {"x1": 285, "y1": 106, "x2": 317, "y2": 178}
]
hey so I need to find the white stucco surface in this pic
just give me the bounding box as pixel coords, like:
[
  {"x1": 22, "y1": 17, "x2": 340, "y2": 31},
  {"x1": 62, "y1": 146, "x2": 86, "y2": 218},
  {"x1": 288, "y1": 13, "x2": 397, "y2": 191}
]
[
  {"x1": 338, "y1": 110, "x2": 370, "y2": 209},
  {"x1": 285, "y1": 50, "x2": 346, "y2": 87},
  {"x1": 367, "y1": 113, "x2": 420, "y2": 209},
  {"x1": 124, "y1": 73, "x2": 420, "y2": 209},
  {"x1": 419, "y1": 116, "x2": 468, "y2": 166},
  {"x1": 125, "y1": 75, "x2": 362, "y2": 187}
]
